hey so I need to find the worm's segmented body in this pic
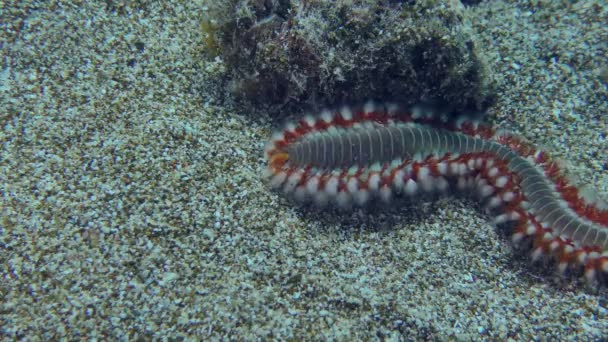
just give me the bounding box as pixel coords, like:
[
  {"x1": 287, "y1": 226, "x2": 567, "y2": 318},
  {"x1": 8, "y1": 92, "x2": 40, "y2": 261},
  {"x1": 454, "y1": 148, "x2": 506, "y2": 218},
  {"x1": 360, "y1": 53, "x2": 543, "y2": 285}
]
[{"x1": 264, "y1": 102, "x2": 608, "y2": 285}]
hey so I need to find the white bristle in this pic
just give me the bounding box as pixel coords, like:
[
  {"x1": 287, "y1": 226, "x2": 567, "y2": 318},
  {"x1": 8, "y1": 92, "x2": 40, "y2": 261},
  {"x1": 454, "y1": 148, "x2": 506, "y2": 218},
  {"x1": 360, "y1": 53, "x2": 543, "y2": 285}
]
[
  {"x1": 437, "y1": 162, "x2": 448, "y2": 175},
  {"x1": 270, "y1": 171, "x2": 287, "y2": 188},
  {"x1": 577, "y1": 252, "x2": 588, "y2": 264},
  {"x1": 549, "y1": 240, "x2": 561, "y2": 252},
  {"x1": 363, "y1": 101, "x2": 376, "y2": 114},
  {"x1": 467, "y1": 159, "x2": 476, "y2": 170},
  {"x1": 313, "y1": 190, "x2": 329, "y2": 206},
  {"x1": 336, "y1": 191, "x2": 351, "y2": 208},
  {"x1": 347, "y1": 178, "x2": 359, "y2": 193},
  {"x1": 325, "y1": 176, "x2": 339, "y2": 196},
  {"x1": 558, "y1": 262, "x2": 568, "y2": 274},
  {"x1": 380, "y1": 186, "x2": 392, "y2": 203},
  {"x1": 354, "y1": 190, "x2": 369, "y2": 206},
  {"x1": 512, "y1": 232, "x2": 525, "y2": 244},
  {"x1": 285, "y1": 122, "x2": 297, "y2": 133},
  {"x1": 320, "y1": 110, "x2": 333, "y2": 123},
  {"x1": 294, "y1": 186, "x2": 308, "y2": 202},
  {"x1": 449, "y1": 162, "x2": 460, "y2": 175},
  {"x1": 493, "y1": 213, "x2": 510, "y2": 224},
  {"x1": 531, "y1": 247, "x2": 544, "y2": 261},
  {"x1": 502, "y1": 191, "x2": 515, "y2": 202},
  {"x1": 495, "y1": 176, "x2": 508, "y2": 188},
  {"x1": 417, "y1": 166, "x2": 430, "y2": 179},
  {"x1": 393, "y1": 169, "x2": 406, "y2": 189},
  {"x1": 386, "y1": 103, "x2": 400, "y2": 116},
  {"x1": 368, "y1": 173, "x2": 381, "y2": 192},
  {"x1": 456, "y1": 177, "x2": 467, "y2": 190},
  {"x1": 303, "y1": 115, "x2": 316, "y2": 127},
  {"x1": 418, "y1": 167, "x2": 434, "y2": 192},
  {"x1": 404, "y1": 179, "x2": 418, "y2": 195},
  {"x1": 411, "y1": 105, "x2": 424, "y2": 119},
  {"x1": 526, "y1": 224, "x2": 537, "y2": 235},
  {"x1": 585, "y1": 268, "x2": 596, "y2": 282},
  {"x1": 458, "y1": 163, "x2": 468, "y2": 175},
  {"x1": 454, "y1": 116, "x2": 468, "y2": 129},
  {"x1": 326, "y1": 125, "x2": 338, "y2": 134},
  {"x1": 479, "y1": 184, "x2": 495, "y2": 198},
  {"x1": 340, "y1": 106, "x2": 353, "y2": 121},
  {"x1": 271, "y1": 131, "x2": 285, "y2": 143},
  {"x1": 284, "y1": 171, "x2": 302, "y2": 193},
  {"x1": 436, "y1": 177, "x2": 449, "y2": 192},
  {"x1": 306, "y1": 176, "x2": 319, "y2": 194},
  {"x1": 487, "y1": 196, "x2": 502, "y2": 208}
]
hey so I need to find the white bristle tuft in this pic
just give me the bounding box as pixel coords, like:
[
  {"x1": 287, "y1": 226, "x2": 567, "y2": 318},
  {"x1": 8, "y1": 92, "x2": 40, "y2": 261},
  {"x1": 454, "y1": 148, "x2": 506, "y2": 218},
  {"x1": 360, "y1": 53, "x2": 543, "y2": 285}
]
[
  {"x1": 419, "y1": 178, "x2": 434, "y2": 192},
  {"x1": 467, "y1": 159, "x2": 476, "y2": 170},
  {"x1": 558, "y1": 262, "x2": 568, "y2": 274},
  {"x1": 531, "y1": 247, "x2": 544, "y2": 261},
  {"x1": 294, "y1": 186, "x2": 308, "y2": 202},
  {"x1": 458, "y1": 163, "x2": 468, "y2": 176},
  {"x1": 303, "y1": 115, "x2": 316, "y2": 127},
  {"x1": 437, "y1": 162, "x2": 448, "y2": 175},
  {"x1": 479, "y1": 184, "x2": 495, "y2": 198},
  {"x1": 456, "y1": 177, "x2": 467, "y2": 190},
  {"x1": 368, "y1": 173, "x2": 381, "y2": 192},
  {"x1": 336, "y1": 191, "x2": 351, "y2": 208},
  {"x1": 284, "y1": 171, "x2": 302, "y2": 193},
  {"x1": 347, "y1": 178, "x2": 359, "y2": 193},
  {"x1": 436, "y1": 177, "x2": 449, "y2": 192},
  {"x1": 285, "y1": 122, "x2": 297, "y2": 133},
  {"x1": 526, "y1": 224, "x2": 537, "y2": 235},
  {"x1": 271, "y1": 131, "x2": 285, "y2": 142},
  {"x1": 495, "y1": 176, "x2": 508, "y2": 188},
  {"x1": 354, "y1": 190, "x2": 369, "y2": 206},
  {"x1": 549, "y1": 240, "x2": 561, "y2": 252},
  {"x1": 340, "y1": 106, "x2": 353, "y2": 121},
  {"x1": 512, "y1": 232, "x2": 525, "y2": 244},
  {"x1": 487, "y1": 196, "x2": 503, "y2": 208},
  {"x1": 325, "y1": 176, "x2": 339, "y2": 197},
  {"x1": 494, "y1": 213, "x2": 511, "y2": 225},
  {"x1": 454, "y1": 117, "x2": 468, "y2": 129},
  {"x1": 320, "y1": 110, "x2": 333, "y2": 123},
  {"x1": 363, "y1": 101, "x2": 376, "y2": 114},
  {"x1": 386, "y1": 103, "x2": 400, "y2": 116},
  {"x1": 393, "y1": 169, "x2": 406, "y2": 189},
  {"x1": 380, "y1": 186, "x2": 392, "y2": 203},
  {"x1": 411, "y1": 105, "x2": 424, "y2": 119},
  {"x1": 585, "y1": 268, "x2": 596, "y2": 282},
  {"x1": 313, "y1": 190, "x2": 329, "y2": 206},
  {"x1": 404, "y1": 179, "x2": 418, "y2": 195},
  {"x1": 502, "y1": 191, "x2": 515, "y2": 202},
  {"x1": 306, "y1": 176, "x2": 320, "y2": 194},
  {"x1": 449, "y1": 162, "x2": 460, "y2": 175},
  {"x1": 577, "y1": 252, "x2": 588, "y2": 264},
  {"x1": 270, "y1": 171, "x2": 288, "y2": 188}
]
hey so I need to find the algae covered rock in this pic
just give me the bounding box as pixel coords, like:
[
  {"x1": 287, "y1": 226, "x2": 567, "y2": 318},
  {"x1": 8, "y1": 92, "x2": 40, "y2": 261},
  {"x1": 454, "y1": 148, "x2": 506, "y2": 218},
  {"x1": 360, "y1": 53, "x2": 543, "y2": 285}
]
[{"x1": 202, "y1": 0, "x2": 496, "y2": 116}]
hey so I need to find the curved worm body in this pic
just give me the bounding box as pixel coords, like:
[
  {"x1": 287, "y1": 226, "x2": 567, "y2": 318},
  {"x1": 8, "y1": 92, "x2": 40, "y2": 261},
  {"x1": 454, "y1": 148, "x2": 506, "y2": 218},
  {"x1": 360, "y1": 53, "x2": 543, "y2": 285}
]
[{"x1": 264, "y1": 102, "x2": 608, "y2": 284}]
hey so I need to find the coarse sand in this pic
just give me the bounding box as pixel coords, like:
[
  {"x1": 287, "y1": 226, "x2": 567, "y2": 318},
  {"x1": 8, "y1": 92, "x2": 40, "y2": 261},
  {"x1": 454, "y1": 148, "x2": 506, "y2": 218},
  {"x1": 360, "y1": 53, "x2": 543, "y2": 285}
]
[{"x1": 1, "y1": 1, "x2": 606, "y2": 340}]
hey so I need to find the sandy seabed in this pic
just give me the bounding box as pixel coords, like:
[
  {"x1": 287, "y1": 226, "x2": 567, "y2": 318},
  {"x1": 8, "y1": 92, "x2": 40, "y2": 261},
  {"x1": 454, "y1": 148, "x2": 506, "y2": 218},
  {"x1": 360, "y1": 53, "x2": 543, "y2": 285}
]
[{"x1": 1, "y1": 1, "x2": 607, "y2": 340}]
